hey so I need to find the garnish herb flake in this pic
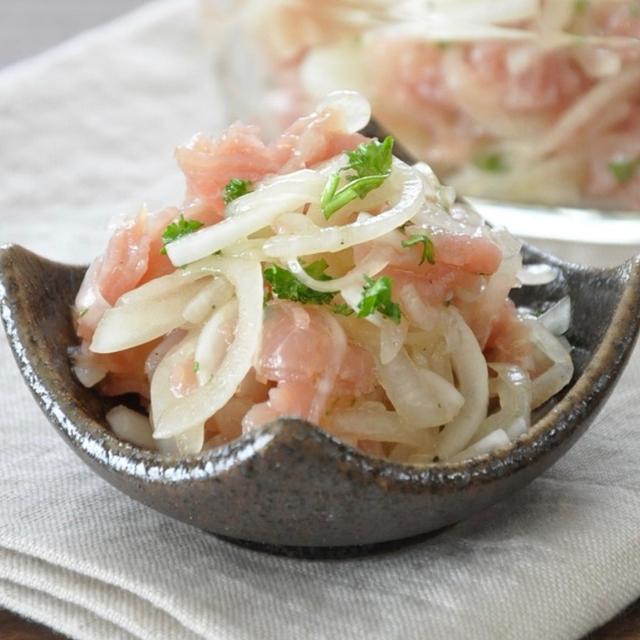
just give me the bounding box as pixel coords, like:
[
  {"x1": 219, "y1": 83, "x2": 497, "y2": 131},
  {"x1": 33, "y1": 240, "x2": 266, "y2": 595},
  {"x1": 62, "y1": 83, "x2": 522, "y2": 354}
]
[
  {"x1": 263, "y1": 263, "x2": 337, "y2": 305},
  {"x1": 357, "y1": 276, "x2": 402, "y2": 324},
  {"x1": 223, "y1": 178, "x2": 253, "y2": 204},
  {"x1": 473, "y1": 151, "x2": 508, "y2": 173},
  {"x1": 193, "y1": 361, "x2": 200, "y2": 373},
  {"x1": 608, "y1": 157, "x2": 640, "y2": 183},
  {"x1": 321, "y1": 136, "x2": 395, "y2": 219},
  {"x1": 331, "y1": 303, "x2": 354, "y2": 316},
  {"x1": 161, "y1": 215, "x2": 203, "y2": 255},
  {"x1": 401, "y1": 234, "x2": 435, "y2": 265},
  {"x1": 575, "y1": 0, "x2": 590, "y2": 14}
]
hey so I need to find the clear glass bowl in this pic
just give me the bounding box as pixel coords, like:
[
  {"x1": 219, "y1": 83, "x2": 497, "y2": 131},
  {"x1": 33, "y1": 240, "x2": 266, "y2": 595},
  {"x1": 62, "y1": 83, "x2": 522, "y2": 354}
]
[{"x1": 202, "y1": 0, "x2": 640, "y2": 265}]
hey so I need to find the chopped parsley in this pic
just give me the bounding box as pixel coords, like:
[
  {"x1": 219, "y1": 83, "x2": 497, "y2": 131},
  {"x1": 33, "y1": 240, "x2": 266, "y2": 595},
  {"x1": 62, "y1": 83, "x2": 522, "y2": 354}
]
[
  {"x1": 321, "y1": 136, "x2": 394, "y2": 219},
  {"x1": 193, "y1": 361, "x2": 200, "y2": 373},
  {"x1": 575, "y1": 0, "x2": 590, "y2": 14},
  {"x1": 401, "y1": 234, "x2": 435, "y2": 265},
  {"x1": 160, "y1": 215, "x2": 203, "y2": 255},
  {"x1": 608, "y1": 157, "x2": 640, "y2": 183},
  {"x1": 263, "y1": 261, "x2": 337, "y2": 305},
  {"x1": 302, "y1": 258, "x2": 333, "y2": 281},
  {"x1": 223, "y1": 178, "x2": 253, "y2": 204},
  {"x1": 77, "y1": 307, "x2": 89, "y2": 318},
  {"x1": 357, "y1": 276, "x2": 402, "y2": 324},
  {"x1": 331, "y1": 303, "x2": 354, "y2": 316},
  {"x1": 473, "y1": 151, "x2": 508, "y2": 173}
]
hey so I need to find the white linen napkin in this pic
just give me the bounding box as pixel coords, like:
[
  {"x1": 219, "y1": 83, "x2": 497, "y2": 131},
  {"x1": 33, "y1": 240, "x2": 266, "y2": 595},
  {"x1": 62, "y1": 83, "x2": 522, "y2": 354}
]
[{"x1": 1, "y1": 2, "x2": 639, "y2": 638}]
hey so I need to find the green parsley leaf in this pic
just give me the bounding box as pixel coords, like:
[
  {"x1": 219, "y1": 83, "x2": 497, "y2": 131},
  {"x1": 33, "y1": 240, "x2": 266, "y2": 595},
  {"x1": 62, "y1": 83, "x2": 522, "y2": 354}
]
[
  {"x1": 77, "y1": 307, "x2": 89, "y2": 318},
  {"x1": 575, "y1": 0, "x2": 590, "y2": 14},
  {"x1": 223, "y1": 178, "x2": 253, "y2": 204},
  {"x1": 473, "y1": 151, "x2": 508, "y2": 173},
  {"x1": 346, "y1": 136, "x2": 394, "y2": 178},
  {"x1": 608, "y1": 157, "x2": 640, "y2": 183},
  {"x1": 357, "y1": 276, "x2": 402, "y2": 324},
  {"x1": 321, "y1": 137, "x2": 394, "y2": 219},
  {"x1": 331, "y1": 303, "x2": 354, "y2": 316},
  {"x1": 401, "y1": 234, "x2": 435, "y2": 265},
  {"x1": 263, "y1": 264, "x2": 337, "y2": 305},
  {"x1": 302, "y1": 258, "x2": 333, "y2": 281},
  {"x1": 160, "y1": 215, "x2": 203, "y2": 255},
  {"x1": 193, "y1": 361, "x2": 200, "y2": 373}
]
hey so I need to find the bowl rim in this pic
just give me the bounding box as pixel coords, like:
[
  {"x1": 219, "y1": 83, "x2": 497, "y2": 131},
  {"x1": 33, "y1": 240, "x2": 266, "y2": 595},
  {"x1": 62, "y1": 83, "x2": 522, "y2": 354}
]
[{"x1": 2, "y1": 242, "x2": 639, "y2": 489}]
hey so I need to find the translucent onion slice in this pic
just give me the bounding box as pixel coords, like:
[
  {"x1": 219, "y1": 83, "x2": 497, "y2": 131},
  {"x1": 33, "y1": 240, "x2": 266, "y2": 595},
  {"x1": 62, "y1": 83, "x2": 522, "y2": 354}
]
[
  {"x1": 154, "y1": 257, "x2": 263, "y2": 439},
  {"x1": 378, "y1": 347, "x2": 464, "y2": 428},
  {"x1": 195, "y1": 298, "x2": 238, "y2": 386},
  {"x1": 262, "y1": 159, "x2": 424, "y2": 258},
  {"x1": 72, "y1": 363, "x2": 107, "y2": 388},
  {"x1": 90, "y1": 280, "x2": 206, "y2": 353},
  {"x1": 145, "y1": 330, "x2": 186, "y2": 381},
  {"x1": 150, "y1": 330, "x2": 199, "y2": 423},
  {"x1": 316, "y1": 89, "x2": 371, "y2": 134},
  {"x1": 472, "y1": 364, "x2": 531, "y2": 444},
  {"x1": 340, "y1": 282, "x2": 407, "y2": 365},
  {"x1": 406, "y1": 0, "x2": 538, "y2": 24},
  {"x1": 529, "y1": 319, "x2": 574, "y2": 408},
  {"x1": 146, "y1": 328, "x2": 206, "y2": 457},
  {"x1": 538, "y1": 296, "x2": 571, "y2": 337},
  {"x1": 517, "y1": 264, "x2": 558, "y2": 286},
  {"x1": 182, "y1": 277, "x2": 234, "y2": 325},
  {"x1": 449, "y1": 429, "x2": 510, "y2": 463},
  {"x1": 286, "y1": 246, "x2": 393, "y2": 293},
  {"x1": 329, "y1": 402, "x2": 431, "y2": 448},
  {"x1": 106, "y1": 405, "x2": 156, "y2": 450},
  {"x1": 379, "y1": 318, "x2": 408, "y2": 365},
  {"x1": 437, "y1": 310, "x2": 489, "y2": 460},
  {"x1": 167, "y1": 170, "x2": 326, "y2": 267}
]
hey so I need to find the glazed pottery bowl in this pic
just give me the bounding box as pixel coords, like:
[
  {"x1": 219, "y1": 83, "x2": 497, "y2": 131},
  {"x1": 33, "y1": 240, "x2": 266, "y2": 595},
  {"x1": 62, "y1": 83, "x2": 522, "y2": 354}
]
[{"x1": 1, "y1": 243, "x2": 639, "y2": 549}]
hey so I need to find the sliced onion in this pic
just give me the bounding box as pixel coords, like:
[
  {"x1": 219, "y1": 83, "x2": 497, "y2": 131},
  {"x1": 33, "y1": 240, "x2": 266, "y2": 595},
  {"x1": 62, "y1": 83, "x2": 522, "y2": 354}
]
[
  {"x1": 106, "y1": 405, "x2": 156, "y2": 450},
  {"x1": 167, "y1": 170, "x2": 326, "y2": 266},
  {"x1": 449, "y1": 429, "x2": 510, "y2": 463},
  {"x1": 538, "y1": 296, "x2": 571, "y2": 336},
  {"x1": 400, "y1": 284, "x2": 448, "y2": 333},
  {"x1": 316, "y1": 90, "x2": 371, "y2": 133},
  {"x1": 195, "y1": 299, "x2": 238, "y2": 385},
  {"x1": 262, "y1": 159, "x2": 424, "y2": 258},
  {"x1": 286, "y1": 246, "x2": 393, "y2": 293},
  {"x1": 90, "y1": 280, "x2": 206, "y2": 353},
  {"x1": 379, "y1": 317, "x2": 408, "y2": 365},
  {"x1": 329, "y1": 402, "x2": 431, "y2": 448},
  {"x1": 518, "y1": 264, "x2": 558, "y2": 286},
  {"x1": 182, "y1": 277, "x2": 234, "y2": 324},
  {"x1": 150, "y1": 330, "x2": 199, "y2": 424},
  {"x1": 339, "y1": 281, "x2": 407, "y2": 365},
  {"x1": 378, "y1": 347, "x2": 464, "y2": 428},
  {"x1": 472, "y1": 364, "x2": 531, "y2": 444},
  {"x1": 144, "y1": 330, "x2": 186, "y2": 381},
  {"x1": 154, "y1": 257, "x2": 263, "y2": 439},
  {"x1": 409, "y1": 0, "x2": 538, "y2": 25},
  {"x1": 529, "y1": 319, "x2": 574, "y2": 408},
  {"x1": 437, "y1": 310, "x2": 489, "y2": 460},
  {"x1": 73, "y1": 363, "x2": 107, "y2": 388}
]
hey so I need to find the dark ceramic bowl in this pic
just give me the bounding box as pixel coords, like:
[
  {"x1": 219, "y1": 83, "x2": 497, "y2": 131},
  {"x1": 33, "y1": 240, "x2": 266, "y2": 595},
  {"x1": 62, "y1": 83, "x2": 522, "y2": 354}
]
[{"x1": 1, "y1": 243, "x2": 639, "y2": 549}]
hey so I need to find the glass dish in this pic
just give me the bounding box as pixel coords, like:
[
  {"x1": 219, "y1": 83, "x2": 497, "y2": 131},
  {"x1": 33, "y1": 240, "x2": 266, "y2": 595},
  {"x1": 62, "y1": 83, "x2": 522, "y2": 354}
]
[{"x1": 201, "y1": 0, "x2": 640, "y2": 265}]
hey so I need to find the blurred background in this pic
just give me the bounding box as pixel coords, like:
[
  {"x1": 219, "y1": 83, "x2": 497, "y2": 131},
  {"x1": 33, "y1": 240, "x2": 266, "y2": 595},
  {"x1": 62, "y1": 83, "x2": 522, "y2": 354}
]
[{"x1": 0, "y1": 1, "x2": 146, "y2": 67}]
